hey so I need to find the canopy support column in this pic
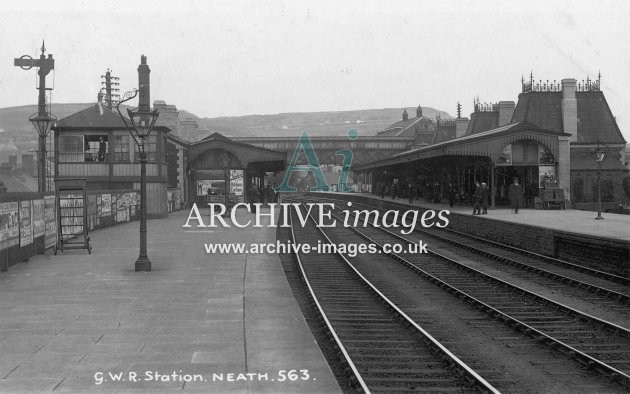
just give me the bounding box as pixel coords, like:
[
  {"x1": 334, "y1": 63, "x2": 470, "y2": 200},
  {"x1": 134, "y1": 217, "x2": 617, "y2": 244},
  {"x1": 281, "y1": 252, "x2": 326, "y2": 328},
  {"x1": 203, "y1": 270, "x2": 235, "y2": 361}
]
[{"x1": 490, "y1": 161, "x2": 496, "y2": 208}]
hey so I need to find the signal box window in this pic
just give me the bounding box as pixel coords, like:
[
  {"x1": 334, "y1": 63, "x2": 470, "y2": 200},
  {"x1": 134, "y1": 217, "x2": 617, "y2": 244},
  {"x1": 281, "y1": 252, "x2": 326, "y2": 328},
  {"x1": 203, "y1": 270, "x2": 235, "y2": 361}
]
[{"x1": 84, "y1": 135, "x2": 109, "y2": 162}]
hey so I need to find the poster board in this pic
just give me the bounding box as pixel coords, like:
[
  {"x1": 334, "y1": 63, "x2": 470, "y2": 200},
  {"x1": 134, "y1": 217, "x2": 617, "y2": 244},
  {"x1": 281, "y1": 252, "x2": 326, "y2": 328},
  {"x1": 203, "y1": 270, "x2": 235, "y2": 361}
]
[
  {"x1": 19, "y1": 200, "x2": 33, "y2": 247},
  {"x1": 101, "y1": 194, "x2": 111, "y2": 215},
  {"x1": 0, "y1": 202, "x2": 19, "y2": 251},
  {"x1": 44, "y1": 196, "x2": 57, "y2": 249},
  {"x1": 32, "y1": 199, "x2": 45, "y2": 238},
  {"x1": 230, "y1": 170, "x2": 244, "y2": 196}
]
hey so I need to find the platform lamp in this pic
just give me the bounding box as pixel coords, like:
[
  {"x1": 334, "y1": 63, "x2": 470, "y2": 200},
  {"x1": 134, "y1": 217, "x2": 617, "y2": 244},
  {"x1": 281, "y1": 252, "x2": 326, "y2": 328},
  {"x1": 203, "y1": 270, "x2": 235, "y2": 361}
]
[
  {"x1": 590, "y1": 140, "x2": 609, "y2": 220},
  {"x1": 116, "y1": 89, "x2": 160, "y2": 271},
  {"x1": 29, "y1": 113, "x2": 56, "y2": 192}
]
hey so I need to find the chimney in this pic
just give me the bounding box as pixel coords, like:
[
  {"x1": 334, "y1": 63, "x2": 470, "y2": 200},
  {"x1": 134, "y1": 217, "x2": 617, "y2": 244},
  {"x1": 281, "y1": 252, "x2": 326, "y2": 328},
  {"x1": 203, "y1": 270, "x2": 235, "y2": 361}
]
[
  {"x1": 561, "y1": 78, "x2": 577, "y2": 142},
  {"x1": 402, "y1": 109, "x2": 408, "y2": 121},
  {"x1": 497, "y1": 101, "x2": 515, "y2": 126},
  {"x1": 455, "y1": 117, "x2": 469, "y2": 138},
  {"x1": 138, "y1": 55, "x2": 151, "y2": 111}
]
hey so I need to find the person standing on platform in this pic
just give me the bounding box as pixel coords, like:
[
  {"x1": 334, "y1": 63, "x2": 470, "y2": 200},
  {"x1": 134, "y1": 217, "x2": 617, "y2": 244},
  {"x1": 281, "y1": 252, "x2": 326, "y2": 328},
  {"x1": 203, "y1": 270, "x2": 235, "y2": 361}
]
[
  {"x1": 480, "y1": 182, "x2": 489, "y2": 214},
  {"x1": 265, "y1": 184, "x2": 274, "y2": 205},
  {"x1": 247, "y1": 185, "x2": 259, "y2": 214},
  {"x1": 472, "y1": 181, "x2": 481, "y2": 215},
  {"x1": 408, "y1": 184, "x2": 415, "y2": 204},
  {"x1": 448, "y1": 184, "x2": 457, "y2": 208},
  {"x1": 379, "y1": 182, "x2": 385, "y2": 199},
  {"x1": 259, "y1": 185, "x2": 265, "y2": 205},
  {"x1": 509, "y1": 177, "x2": 524, "y2": 214}
]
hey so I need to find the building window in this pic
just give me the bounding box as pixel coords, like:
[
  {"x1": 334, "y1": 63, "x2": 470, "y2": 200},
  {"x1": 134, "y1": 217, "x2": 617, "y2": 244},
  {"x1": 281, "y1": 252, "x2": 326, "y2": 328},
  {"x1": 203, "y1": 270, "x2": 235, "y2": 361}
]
[
  {"x1": 135, "y1": 135, "x2": 157, "y2": 162},
  {"x1": 84, "y1": 135, "x2": 109, "y2": 162},
  {"x1": 58, "y1": 135, "x2": 84, "y2": 162},
  {"x1": 113, "y1": 135, "x2": 130, "y2": 162}
]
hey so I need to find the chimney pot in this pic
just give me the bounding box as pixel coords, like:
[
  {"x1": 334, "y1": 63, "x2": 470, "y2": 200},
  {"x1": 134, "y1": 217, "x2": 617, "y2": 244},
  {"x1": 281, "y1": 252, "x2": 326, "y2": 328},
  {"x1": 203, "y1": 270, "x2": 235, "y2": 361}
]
[
  {"x1": 455, "y1": 117, "x2": 469, "y2": 138},
  {"x1": 137, "y1": 55, "x2": 151, "y2": 111},
  {"x1": 561, "y1": 78, "x2": 577, "y2": 141},
  {"x1": 561, "y1": 78, "x2": 576, "y2": 100},
  {"x1": 497, "y1": 101, "x2": 516, "y2": 126}
]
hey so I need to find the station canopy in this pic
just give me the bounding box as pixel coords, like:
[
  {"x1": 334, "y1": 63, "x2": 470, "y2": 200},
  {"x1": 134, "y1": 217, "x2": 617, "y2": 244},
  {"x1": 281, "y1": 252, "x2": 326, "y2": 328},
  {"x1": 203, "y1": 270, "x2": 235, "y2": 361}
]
[
  {"x1": 355, "y1": 121, "x2": 570, "y2": 171},
  {"x1": 188, "y1": 132, "x2": 286, "y2": 172}
]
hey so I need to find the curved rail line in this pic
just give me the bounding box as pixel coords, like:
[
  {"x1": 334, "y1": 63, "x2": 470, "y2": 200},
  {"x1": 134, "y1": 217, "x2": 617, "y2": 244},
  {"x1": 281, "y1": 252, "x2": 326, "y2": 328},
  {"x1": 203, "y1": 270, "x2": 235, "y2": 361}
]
[
  {"x1": 314, "y1": 203, "x2": 630, "y2": 388},
  {"x1": 289, "y1": 205, "x2": 500, "y2": 393}
]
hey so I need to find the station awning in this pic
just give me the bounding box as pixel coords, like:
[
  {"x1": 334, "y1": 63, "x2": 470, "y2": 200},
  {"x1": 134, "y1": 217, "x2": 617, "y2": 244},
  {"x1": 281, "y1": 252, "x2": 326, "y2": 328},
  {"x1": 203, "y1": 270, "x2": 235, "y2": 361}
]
[
  {"x1": 188, "y1": 133, "x2": 286, "y2": 170},
  {"x1": 355, "y1": 121, "x2": 570, "y2": 171}
]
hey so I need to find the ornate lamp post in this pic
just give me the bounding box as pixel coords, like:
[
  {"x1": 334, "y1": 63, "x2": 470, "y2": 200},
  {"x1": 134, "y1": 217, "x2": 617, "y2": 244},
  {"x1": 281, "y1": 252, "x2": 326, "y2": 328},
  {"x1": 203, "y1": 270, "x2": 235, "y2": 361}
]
[
  {"x1": 30, "y1": 113, "x2": 56, "y2": 192},
  {"x1": 116, "y1": 89, "x2": 159, "y2": 271},
  {"x1": 590, "y1": 141, "x2": 609, "y2": 220}
]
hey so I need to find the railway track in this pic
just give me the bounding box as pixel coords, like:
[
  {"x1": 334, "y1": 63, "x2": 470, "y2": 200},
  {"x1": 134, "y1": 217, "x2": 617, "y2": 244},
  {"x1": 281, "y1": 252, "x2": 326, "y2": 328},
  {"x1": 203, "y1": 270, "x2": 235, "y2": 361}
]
[
  {"x1": 288, "y1": 205, "x2": 500, "y2": 393},
  {"x1": 309, "y1": 202, "x2": 630, "y2": 388},
  {"x1": 308, "y1": 196, "x2": 629, "y2": 307}
]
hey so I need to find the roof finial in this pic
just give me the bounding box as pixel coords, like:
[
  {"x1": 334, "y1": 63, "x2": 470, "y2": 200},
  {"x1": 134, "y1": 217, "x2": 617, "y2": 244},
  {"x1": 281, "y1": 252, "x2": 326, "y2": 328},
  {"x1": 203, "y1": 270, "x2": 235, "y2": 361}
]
[
  {"x1": 530, "y1": 70, "x2": 533, "y2": 86},
  {"x1": 41, "y1": 39, "x2": 46, "y2": 56}
]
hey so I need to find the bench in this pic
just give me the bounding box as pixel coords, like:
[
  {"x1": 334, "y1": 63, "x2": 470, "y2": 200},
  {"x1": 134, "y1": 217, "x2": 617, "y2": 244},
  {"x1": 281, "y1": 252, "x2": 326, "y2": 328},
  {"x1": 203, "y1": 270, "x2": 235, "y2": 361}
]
[{"x1": 540, "y1": 189, "x2": 566, "y2": 210}]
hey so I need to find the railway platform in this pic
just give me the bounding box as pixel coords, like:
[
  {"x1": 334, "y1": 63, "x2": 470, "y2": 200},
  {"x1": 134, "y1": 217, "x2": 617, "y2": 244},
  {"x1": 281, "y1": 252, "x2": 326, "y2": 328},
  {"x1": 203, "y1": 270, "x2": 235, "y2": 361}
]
[
  {"x1": 0, "y1": 209, "x2": 340, "y2": 393},
  {"x1": 320, "y1": 192, "x2": 630, "y2": 242}
]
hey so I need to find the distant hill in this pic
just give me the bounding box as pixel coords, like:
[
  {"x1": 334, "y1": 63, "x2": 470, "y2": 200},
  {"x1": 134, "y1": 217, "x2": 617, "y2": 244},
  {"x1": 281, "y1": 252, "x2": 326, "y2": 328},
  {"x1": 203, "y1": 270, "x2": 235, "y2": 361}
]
[
  {"x1": 0, "y1": 103, "x2": 94, "y2": 135},
  {"x1": 182, "y1": 107, "x2": 453, "y2": 138},
  {"x1": 0, "y1": 103, "x2": 452, "y2": 139}
]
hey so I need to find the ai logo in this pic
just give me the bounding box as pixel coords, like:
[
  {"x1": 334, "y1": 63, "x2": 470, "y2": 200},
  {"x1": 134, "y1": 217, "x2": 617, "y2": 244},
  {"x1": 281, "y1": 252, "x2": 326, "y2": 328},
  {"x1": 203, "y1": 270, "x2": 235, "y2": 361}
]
[{"x1": 275, "y1": 129, "x2": 358, "y2": 192}]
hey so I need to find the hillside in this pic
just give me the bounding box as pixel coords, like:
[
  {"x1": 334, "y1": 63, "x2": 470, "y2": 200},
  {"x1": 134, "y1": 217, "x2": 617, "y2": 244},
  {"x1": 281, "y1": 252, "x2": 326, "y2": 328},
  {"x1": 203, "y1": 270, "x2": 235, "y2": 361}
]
[
  {"x1": 0, "y1": 103, "x2": 452, "y2": 139},
  {"x1": 0, "y1": 103, "x2": 94, "y2": 134},
  {"x1": 183, "y1": 107, "x2": 453, "y2": 137}
]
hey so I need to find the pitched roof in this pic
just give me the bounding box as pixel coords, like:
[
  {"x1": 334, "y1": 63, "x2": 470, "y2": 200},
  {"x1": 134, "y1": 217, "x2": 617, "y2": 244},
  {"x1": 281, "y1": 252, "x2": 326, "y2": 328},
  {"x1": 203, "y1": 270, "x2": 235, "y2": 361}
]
[
  {"x1": 188, "y1": 132, "x2": 286, "y2": 170},
  {"x1": 53, "y1": 103, "x2": 172, "y2": 134},
  {"x1": 432, "y1": 123, "x2": 456, "y2": 144},
  {"x1": 166, "y1": 132, "x2": 190, "y2": 146},
  {"x1": 200, "y1": 131, "x2": 232, "y2": 142},
  {"x1": 465, "y1": 111, "x2": 499, "y2": 136},
  {"x1": 378, "y1": 117, "x2": 418, "y2": 135},
  {"x1": 54, "y1": 103, "x2": 128, "y2": 129},
  {"x1": 378, "y1": 116, "x2": 435, "y2": 137},
  {"x1": 511, "y1": 91, "x2": 626, "y2": 144}
]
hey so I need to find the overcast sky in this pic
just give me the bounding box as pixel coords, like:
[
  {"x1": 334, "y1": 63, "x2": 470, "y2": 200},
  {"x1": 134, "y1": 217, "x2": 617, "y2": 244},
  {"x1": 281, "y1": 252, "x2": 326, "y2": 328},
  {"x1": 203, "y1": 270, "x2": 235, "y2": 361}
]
[{"x1": 1, "y1": 0, "x2": 629, "y2": 141}]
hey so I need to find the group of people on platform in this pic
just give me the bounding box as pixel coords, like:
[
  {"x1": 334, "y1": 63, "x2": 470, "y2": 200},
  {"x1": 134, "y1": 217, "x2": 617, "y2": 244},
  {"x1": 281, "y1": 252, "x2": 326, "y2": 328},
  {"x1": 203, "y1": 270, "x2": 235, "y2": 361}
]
[
  {"x1": 471, "y1": 181, "x2": 489, "y2": 215},
  {"x1": 376, "y1": 177, "x2": 525, "y2": 214},
  {"x1": 469, "y1": 177, "x2": 525, "y2": 215}
]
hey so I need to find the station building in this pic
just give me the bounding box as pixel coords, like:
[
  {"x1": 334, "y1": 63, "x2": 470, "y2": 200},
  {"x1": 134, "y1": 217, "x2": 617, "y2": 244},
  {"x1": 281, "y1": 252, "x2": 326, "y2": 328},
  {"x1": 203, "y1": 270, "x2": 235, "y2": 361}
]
[
  {"x1": 167, "y1": 131, "x2": 285, "y2": 208},
  {"x1": 356, "y1": 77, "x2": 628, "y2": 208},
  {"x1": 52, "y1": 57, "x2": 287, "y2": 217},
  {"x1": 52, "y1": 104, "x2": 286, "y2": 217}
]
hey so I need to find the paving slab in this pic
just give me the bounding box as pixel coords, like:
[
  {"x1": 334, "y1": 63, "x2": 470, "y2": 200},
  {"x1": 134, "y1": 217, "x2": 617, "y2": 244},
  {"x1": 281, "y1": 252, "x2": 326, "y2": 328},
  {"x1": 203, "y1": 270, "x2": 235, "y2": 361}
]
[{"x1": 0, "y1": 209, "x2": 340, "y2": 393}]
